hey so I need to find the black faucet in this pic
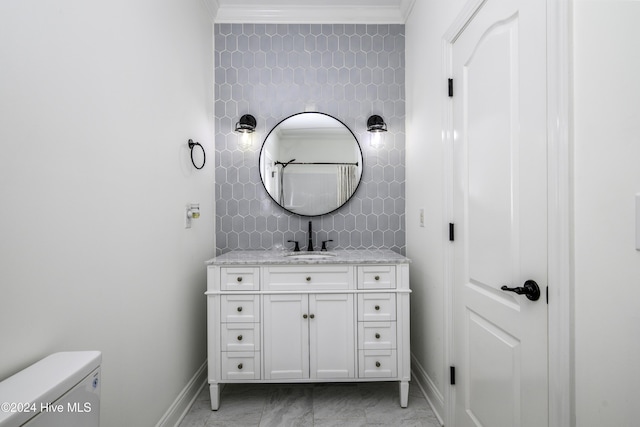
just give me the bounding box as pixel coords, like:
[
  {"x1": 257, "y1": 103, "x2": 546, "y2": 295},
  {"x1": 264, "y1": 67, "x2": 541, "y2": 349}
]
[
  {"x1": 307, "y1": 220, "x2": 314, "y2": 251},
  {"x1": 287, "y1": 239, "x2": 300, "y2": 252}
]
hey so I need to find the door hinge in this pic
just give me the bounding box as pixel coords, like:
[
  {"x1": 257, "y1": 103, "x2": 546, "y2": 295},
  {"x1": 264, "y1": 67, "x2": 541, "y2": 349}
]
[
  {"x1": 546, "y1": 286, "x2": 549, "y2": 304},
  {"x1": 449, "y1": 223, "x2": 455, "y2": 241},
  {"x1": 450, "y1": 366, "x2": 456, "y2": 385},
  {"x1": 448, "y1": 78, "x2": 453, "y2": 97}
]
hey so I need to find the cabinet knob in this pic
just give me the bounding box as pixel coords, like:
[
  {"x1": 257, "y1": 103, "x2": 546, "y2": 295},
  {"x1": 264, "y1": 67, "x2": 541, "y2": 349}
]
[
  {"x1": 375, "y1": 361, "x2": 381, "y2": 368},
  {"x1": 237, "y1": 306, "x2": 243, "y2": 312},
  {"x1": 375, "y1": 305, "x2": 380, "y2": 311},
  {"x1": 237, "y1": 363, "x2": 243, "y2": 370},
  {"x1": 310, "y1": 314, "x2": 315, "y2": 319},
  {"x1": 306, "y1": 276, "x2": 311, "y2": 282},
  {"x1": 303, "y1": 314, "x2": 308, "y2": 319},
  {"x1": 375, "y1": 275, "x2": 380, "y2": 281},
  {"x1": 237, "y1": 335, "x2": 243, "y2": 341},
  {"x1": 236, "y1": 277, "x2": 243, "y2": 282},
  {"x1": 375, "y1": 333, "x2": 381, "y2": 339}
]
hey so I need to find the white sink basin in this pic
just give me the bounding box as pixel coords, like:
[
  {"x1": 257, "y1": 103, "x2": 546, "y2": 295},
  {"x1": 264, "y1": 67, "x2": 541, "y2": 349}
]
[{"x1": 284, "y1": 252, "x2": 337, "y2": 260}]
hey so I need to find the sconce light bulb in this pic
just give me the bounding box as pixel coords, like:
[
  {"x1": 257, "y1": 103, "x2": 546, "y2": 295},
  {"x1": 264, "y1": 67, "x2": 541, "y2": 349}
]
[
  {"x1": 370, "y1": 131, "x2": 384, "y2": 149},
  {"x1": 239, "y1": 132, "x2": 253, "y2": 150}
]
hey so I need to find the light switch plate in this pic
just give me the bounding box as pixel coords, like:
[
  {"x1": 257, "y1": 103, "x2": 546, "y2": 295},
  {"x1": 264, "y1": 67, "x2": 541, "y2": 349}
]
[{"x1": 636, "y1": 194, "x2": 640, "y2": 250}]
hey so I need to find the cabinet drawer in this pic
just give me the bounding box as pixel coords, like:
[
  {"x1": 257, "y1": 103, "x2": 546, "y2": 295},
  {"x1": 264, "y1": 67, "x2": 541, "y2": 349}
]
[
  {"x1": 221, "y1": 352, "x2": 261, "y2": 380},
  {"x1": 221, "y1": 294, "x2": 259, "y2": 323},
  {"x1": 358, "y1": 266, "x2": 396, "y2": 289},
  {"x1": 358, "y1": 349, "x2": 397, "y2": 378},
  {"x1": 221, "y1": 267, "x2": 259, "y2": 291},
  {"x1": 358, "y1": 321, "x2": 397, "y2": 350},
  {"x1": 264, "y1": 265, "x2": 352, "y2": 290},
  {"x1": 222, "y1": 323, "x2": 260, "y2": 352},
  {"x1": 358, "y1": 293, "x2": 396, "y2": 322}
]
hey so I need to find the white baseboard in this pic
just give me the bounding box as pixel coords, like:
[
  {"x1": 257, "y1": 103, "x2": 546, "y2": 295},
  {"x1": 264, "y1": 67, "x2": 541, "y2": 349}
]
[
  {"x1": 159, "y1": 356, "x2": 443, "y2": 427},
  {"x1": 411, "y1": 353, "x2": 445, "y2": 426},
  {"x1": 155, "y1": 360, "x2": 208, "y2": 427}
]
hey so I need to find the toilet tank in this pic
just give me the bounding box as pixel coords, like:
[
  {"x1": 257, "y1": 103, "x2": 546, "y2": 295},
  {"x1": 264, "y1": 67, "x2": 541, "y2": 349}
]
[{"x1": 0, "y1": 351, "x2": 101, "y2": 427}]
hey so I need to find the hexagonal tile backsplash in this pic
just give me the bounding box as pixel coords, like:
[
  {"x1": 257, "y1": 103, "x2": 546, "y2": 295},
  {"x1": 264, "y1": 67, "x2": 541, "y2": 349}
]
[{"x1": 215, "y1": 23, "x2": 405, "y2": 255}]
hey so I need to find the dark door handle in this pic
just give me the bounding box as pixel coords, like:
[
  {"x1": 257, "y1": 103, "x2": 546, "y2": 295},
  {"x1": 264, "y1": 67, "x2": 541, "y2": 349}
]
[{"x1": 501, "y1": 280, "x2": 541, "y2": 301}]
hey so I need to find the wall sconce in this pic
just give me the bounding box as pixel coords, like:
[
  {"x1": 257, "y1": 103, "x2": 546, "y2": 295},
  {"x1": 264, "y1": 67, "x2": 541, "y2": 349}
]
[
  {"x1": 235, "y1": 114, "x2": 256, "y2": 150},
  {"x1": 367, "y1": 115, "x2": 387, "y2": 149}
]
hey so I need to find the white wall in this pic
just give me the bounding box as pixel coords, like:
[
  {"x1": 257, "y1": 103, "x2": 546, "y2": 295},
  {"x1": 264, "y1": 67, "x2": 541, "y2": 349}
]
[
  {"x1": 407, "y1": 0, "x2": 640, "y2": 425},
  {"x1": 0, "y1": 1, "x2": 214, "y2": 426},
  {"x1": 405, "y1": 0, "x2": 465, "y2": 420},
  {"x1": 573, "y1": 1, "x2": 640, "y2": 426}
]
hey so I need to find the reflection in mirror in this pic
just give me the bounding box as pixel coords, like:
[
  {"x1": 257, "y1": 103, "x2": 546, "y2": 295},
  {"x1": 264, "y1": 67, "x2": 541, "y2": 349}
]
[{"x1": 259, "y1": 112, "x2": 363, "y2": 216}]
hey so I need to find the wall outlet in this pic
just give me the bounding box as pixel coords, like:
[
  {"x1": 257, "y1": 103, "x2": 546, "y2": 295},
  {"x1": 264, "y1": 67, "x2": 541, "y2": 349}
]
[
  {"x1": 419, "y1": 208, "x2": 425, "y2": 228},
  {"x1": 185, "y1": 203, "x2": 200, "y2": 229}
]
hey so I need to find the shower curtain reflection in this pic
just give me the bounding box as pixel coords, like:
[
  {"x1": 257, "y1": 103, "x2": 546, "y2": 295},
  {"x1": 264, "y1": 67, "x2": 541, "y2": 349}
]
[{"x1": 277, "y1": 163, "x2": 358, "y2": 215}]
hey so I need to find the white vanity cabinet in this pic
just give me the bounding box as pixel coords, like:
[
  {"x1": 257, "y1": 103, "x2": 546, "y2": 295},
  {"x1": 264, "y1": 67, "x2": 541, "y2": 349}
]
[{"x1": 206, "y1": 250, "x2": 411, "y2": 410}]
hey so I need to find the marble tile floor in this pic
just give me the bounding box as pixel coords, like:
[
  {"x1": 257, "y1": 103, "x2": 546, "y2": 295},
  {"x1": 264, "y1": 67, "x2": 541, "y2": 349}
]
[{"x1": 179, "y1": 382, "x2": 441, "y2": 427}]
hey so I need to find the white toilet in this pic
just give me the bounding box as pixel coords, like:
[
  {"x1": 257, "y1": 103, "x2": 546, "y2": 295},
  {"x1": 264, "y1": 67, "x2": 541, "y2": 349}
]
[{"x1": 0, "y1": 351, "x2": 101, "y2": 427}]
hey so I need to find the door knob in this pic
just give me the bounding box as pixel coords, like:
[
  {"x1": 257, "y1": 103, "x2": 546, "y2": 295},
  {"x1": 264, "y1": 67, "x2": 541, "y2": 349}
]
[{"x1": 501, "y1": 280, "x2": 541, "y2": 301}]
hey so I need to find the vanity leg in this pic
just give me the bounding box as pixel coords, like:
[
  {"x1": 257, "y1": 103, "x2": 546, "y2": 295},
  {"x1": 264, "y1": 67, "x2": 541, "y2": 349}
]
[
  {"x1": 209, "y1": 383, "x2": 225, "y2": 410},
  {"x1": 399, "y1": 381, "x2": 409, "y2": 408}
]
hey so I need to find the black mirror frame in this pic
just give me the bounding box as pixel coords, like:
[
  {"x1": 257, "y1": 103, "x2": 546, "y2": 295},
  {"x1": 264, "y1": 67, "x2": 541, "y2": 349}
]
[{"x1": 258, "y1": 112, "x2": 364, "y2": 217}]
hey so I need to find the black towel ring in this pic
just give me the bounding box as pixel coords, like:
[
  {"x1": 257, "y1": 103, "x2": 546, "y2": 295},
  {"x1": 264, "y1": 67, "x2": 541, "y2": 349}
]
[{"x1": 188, "y1": 139, "x2": 205, "y2": 170}]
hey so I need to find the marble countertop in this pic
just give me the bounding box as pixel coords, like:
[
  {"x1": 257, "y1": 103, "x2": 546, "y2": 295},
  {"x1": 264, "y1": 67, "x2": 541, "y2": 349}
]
[{"x1": 206, "y1": 249, "x2": 410, "y2": 266}]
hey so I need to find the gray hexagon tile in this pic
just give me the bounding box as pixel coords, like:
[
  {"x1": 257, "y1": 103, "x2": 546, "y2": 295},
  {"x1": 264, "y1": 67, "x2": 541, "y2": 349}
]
[{"x1": 215, "y1": 24, "x2": 405, "y2": 255}]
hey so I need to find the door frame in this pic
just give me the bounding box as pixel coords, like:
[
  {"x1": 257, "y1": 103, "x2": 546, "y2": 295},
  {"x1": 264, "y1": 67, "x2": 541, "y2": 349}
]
[{"x1": 441, "y1": 0, "x2": 572, "y2": 426}]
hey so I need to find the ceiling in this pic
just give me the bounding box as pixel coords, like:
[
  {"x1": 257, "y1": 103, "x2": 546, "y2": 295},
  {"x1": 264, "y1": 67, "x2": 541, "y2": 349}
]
[{"x1": 209, "y1": 0, "x2": 416, "y2": 24}]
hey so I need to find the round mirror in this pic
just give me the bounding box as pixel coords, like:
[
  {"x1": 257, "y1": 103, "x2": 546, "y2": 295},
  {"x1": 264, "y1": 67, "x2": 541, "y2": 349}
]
[{"x1": 259, "y1": 112, "x2": 363, "y2": 216}]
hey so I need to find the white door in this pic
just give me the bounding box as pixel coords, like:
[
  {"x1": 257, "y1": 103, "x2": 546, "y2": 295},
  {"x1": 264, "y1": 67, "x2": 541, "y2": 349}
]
[
  {"x1": 309, "y1": 293, "x2": 355, "y2": 379},
  {"x1": 451, "y1": 0, "x2": 548, "y2": 426},
  {"x1": 263, "y1": 294, "x2": 309, "y2": 380}
]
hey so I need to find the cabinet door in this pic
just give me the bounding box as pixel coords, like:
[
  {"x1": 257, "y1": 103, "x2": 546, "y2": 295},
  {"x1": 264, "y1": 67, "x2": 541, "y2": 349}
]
[
  {"x1": 263, "y1": 294, "x2": 309, "y2": 380},
  {"x1": 309, "y1": 294, "x2": 355, "y2": 379}
]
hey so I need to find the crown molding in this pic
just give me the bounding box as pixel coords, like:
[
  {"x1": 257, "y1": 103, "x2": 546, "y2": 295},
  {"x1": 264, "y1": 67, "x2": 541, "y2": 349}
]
[
  {"x1": 214, "y1": 1, "x2": 416, "y2": 24},
  {"x1": 399, "y1": 0, "x2": 417, "y2": 23},
  {"x1": 200, "y1": 0, "x2": 219, "y2": 21}
]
